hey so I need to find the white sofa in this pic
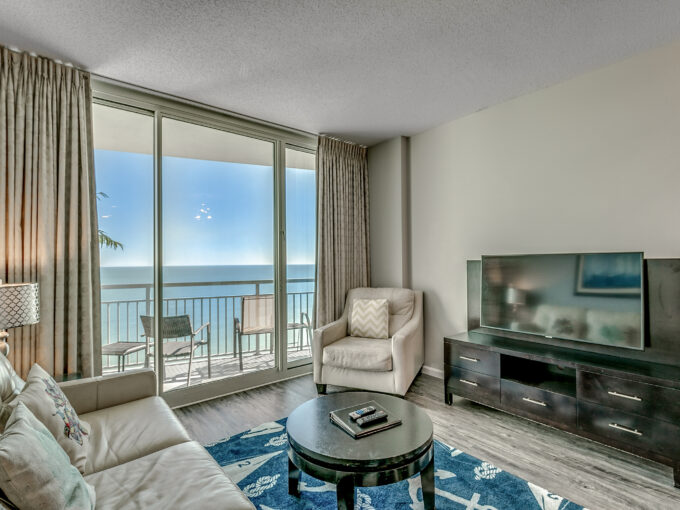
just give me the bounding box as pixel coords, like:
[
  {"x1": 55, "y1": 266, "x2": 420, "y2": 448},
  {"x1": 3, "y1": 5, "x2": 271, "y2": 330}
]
[
  {"x1": 1, "y1": 366, "x2": 254, "y2": 510},
  {"x1": 313, "y1": 287, "x2": 424, "y2": 396}
]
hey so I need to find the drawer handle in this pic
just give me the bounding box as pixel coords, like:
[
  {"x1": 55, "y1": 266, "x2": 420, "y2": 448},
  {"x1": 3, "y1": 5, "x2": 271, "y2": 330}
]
[
  {"x1": 607, "y1": 391, "x2": 642, "y2": 402},
  {"x1": 522, "y1": 397, "x2": 547, "y2": 407},
  {"x1": 609, "y1": 423, "x2": 643, "y2": 436},
  {"x1": 459, "y1": 379, "x2": 478, "y2": 387},
  {"x1": 459, "y1": 355, "x2": 479, "y2": 363}
]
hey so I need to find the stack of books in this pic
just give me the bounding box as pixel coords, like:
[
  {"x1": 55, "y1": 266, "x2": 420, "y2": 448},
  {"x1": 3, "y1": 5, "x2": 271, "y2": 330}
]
[{"x1": 329, "y1": 400, "x2": 402, "y2": 439}]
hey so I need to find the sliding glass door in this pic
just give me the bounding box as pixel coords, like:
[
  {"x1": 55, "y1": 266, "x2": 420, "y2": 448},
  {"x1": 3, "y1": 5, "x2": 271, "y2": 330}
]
[
  {"x1": 92, "y1": 85, "x2": 316, "y2": 405},
  {"x1": 285, "y1": 147, "x2": 316, "y2": 367},
  {"x1": 160, "y1": 118, "x2": 276, "y2": 391},
  {"x1": 93, "y1": 103, "x2": 154, "y2": 375}
]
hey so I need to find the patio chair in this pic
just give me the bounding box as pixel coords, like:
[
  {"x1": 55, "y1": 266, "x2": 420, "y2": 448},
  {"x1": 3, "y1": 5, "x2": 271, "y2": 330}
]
[
  {"x1": 140, "y1": 314, "x2": 211, "y2": 386},
  {"x1": 233, "y1": 294, "x2": 311, "y2": 371}
]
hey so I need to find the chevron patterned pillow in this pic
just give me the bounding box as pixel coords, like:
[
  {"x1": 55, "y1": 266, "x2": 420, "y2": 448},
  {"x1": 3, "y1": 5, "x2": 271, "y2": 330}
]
[{"x1": 350, "y1": 299, "x2": 389, "y2": 339}]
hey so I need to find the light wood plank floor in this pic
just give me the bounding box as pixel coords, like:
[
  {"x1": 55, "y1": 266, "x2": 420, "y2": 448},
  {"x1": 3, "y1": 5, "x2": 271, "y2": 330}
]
[{"x1": 174, "y1": 373, "x2": 680, "y2": 510}]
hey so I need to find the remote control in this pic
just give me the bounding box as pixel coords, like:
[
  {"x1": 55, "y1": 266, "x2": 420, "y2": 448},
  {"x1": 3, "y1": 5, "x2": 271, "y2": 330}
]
[
  {"x1": 356, "y1": 410, "x2": 388, "y2": 427},
  {"x1": 349, "y1": 406, "x2": 376, "y2": 421}
]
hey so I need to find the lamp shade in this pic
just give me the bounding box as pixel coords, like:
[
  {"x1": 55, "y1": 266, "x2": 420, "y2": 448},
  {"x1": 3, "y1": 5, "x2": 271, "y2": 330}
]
[{"x1": 0, "y1": 283, "x2": 40, "y2": 329}]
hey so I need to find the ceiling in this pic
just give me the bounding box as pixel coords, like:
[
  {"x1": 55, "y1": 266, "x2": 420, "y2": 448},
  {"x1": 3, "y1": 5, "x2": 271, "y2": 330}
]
[{"x1": 2, "y1": 1, "x2": 680, "y2": 146}]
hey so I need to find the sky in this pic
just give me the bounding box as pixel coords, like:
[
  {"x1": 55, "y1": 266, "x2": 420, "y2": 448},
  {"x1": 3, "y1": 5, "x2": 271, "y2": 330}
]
[{"x1": 95, "y1": 150, "x2": 316, "y2": 267}]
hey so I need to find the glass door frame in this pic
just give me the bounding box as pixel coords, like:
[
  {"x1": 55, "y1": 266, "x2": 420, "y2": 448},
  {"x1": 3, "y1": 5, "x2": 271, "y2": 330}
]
[
  {"x1": 93, "y1": 79, "x2": 317, "y2": 408},
  {"x1": 281, "y1": 143, "x2": 317, "y2": 370}
]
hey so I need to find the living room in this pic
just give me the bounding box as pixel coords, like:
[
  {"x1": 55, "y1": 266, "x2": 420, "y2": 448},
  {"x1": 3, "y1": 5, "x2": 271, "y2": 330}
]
[{"x1": 1, "y1": 2, "x2": 679, "y2": 509}]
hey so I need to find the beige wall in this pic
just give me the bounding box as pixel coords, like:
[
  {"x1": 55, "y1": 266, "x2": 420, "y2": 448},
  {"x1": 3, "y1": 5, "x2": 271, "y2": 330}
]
[
  {"x1": 368, "y1": 136, "x2": 410, "y2": 288},
  {"x1": 408, "y1": 40, "x2": 680, "y2": 372}
]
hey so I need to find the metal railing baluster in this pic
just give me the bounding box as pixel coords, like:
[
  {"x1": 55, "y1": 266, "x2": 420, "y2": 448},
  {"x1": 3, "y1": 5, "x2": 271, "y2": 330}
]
[{"x1": 100, "y1": 278, "x2": 314, "y2": 369}]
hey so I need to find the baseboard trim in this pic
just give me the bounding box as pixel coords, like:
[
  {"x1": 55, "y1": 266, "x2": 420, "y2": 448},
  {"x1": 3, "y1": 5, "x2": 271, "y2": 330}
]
[{"x1": 421, "y1": 365, "x2": 444, "y2": 379}]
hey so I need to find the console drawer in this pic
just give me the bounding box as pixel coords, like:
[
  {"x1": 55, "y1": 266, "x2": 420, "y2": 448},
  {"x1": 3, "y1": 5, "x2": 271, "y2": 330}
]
[
  {"x1": 446, "y1": 366, "x2": 500, "y2": 405},
  {"x1": 501, "y1": 379, "x2": 576, "y2": 430},
  {"x1": 579, "y1": 371, "x2": 680, "y2": 425},
  {"x1": 578, "y1": 401, "x2": 680, "y2": 459},
  {"x1": 445, "y1": 343, "x2": 500, "y2": 377}
]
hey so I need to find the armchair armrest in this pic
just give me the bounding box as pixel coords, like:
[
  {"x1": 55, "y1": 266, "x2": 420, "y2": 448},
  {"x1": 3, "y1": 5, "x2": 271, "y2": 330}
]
[
  {"x1": 312, "y1": 317, "x2": 347, "y2": 382},
  {"x1": 59, "y1": 368, "x2": 157, "y2": 414},
  {"x1": 391, "y1": 291, "x2": 424, "y2": 395},
  {"x1": 313, "y1": 317, "x2": 346, "y2": 349}
]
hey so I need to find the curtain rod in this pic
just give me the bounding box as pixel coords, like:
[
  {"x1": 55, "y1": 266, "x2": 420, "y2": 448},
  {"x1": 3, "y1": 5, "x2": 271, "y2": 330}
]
[
  {"x1": 4, "y1": 44, "x2": 75, "y2": 67},
  {"x1": 5, "y1": 43, "x2": 346, "y2": 145},
  {"x1": 3, "y1": 43, "x2": 316, "y2": 141},
  {"x1": 319, "y1": 134, "x2": 367, "y2": 149},
  {"x1": 92, "y1": 73, "x2": 319, "y2": 140}
]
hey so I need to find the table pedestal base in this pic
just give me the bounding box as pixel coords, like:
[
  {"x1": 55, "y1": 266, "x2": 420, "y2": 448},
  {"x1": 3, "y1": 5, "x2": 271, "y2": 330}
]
[{"x1": 287, "y1": 442, "x2": 435, "y2": 510}]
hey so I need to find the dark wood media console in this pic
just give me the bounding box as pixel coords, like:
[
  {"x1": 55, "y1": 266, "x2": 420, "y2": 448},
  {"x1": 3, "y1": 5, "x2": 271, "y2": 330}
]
[{"x1": 444, "y1": 330, "x2": 680, "y2": 488}]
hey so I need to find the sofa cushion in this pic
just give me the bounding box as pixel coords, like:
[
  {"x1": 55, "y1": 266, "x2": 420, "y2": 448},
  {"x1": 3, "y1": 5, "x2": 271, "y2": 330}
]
[
  {"x1": 349, "y1": 299, "x2": 389, "y2": 339},
  {"x1": 0, "y1": 356, "x2": 23, "y2": 405},
  {"x1": 323, "y1": 336, "x2": 392, "y2": 372},
  {"x1": 346, "y1": 288, "x2": 415, "y2": 336},
  {"x1": 0, "y1": 402, "x2": 96, "y2": 510},
  {"x1": 10, "y1": 364, "x2": 90, "y2": 474},
  {"x1": 81, "y1": 396, "x2": 190, "y2": 475},
  {"x1": 85, "y1": 441, "x2": 254, "y2": 510}
]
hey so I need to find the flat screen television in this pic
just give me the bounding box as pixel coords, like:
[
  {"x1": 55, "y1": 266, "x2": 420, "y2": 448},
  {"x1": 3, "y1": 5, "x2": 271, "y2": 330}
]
[{"x1": 480, "y1": 252, "x2": 644, "y2": 350}]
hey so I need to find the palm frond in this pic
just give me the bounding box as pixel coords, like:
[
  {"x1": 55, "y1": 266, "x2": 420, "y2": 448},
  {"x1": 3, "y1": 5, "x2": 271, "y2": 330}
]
[{"x1": 98, "y1": 230, "x2": 123, "y2": 250}]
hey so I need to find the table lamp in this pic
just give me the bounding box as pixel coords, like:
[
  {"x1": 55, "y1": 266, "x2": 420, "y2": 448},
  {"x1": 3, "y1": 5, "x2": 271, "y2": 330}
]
[{"x1": 0, "y1": 281, "x2": 40, "y2": 356}]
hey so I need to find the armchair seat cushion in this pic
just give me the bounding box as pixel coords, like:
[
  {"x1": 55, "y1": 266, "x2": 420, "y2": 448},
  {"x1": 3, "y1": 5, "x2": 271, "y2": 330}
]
[
  {"x1": 81, "y1": 396, "x2": 190, "y2": 475},
  {"x1": 322, "y1": 336, "x2": 393, "y2": 372}
]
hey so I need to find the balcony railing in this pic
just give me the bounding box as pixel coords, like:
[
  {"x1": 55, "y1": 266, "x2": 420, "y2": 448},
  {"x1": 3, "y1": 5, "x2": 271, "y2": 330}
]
[{"x1": 101, "y1": 278, "x2": 314, "y2": 370}]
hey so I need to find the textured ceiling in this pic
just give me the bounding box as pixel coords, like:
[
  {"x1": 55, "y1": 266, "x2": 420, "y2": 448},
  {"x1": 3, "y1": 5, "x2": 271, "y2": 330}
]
[{"x1": 2, "y1": 1, "x2": 680, "y2": 146}]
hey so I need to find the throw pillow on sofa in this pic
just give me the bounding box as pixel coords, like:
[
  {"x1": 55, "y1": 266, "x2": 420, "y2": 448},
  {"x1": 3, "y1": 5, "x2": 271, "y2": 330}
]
[
  {"x1": 0, "y1": 402, "x2": 95, "y2": 510},
  {"x1": 350, "y1": 298, "x2": 389, "y2": 339},
  {"x1": 9, "y1": 364, "x2": 90, "y2": 473}
]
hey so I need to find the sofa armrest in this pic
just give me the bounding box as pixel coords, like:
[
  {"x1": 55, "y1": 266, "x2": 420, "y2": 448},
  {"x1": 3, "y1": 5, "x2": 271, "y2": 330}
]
[
  {"x1": 312, "y1": 317, "x2": 347, "y2": 383},
  {"x1": 391, "y1": 291, "x2": 424, "y2": 395},
  {"x1": 59, "y1": 369, "x2": 157, "y2": 414}
]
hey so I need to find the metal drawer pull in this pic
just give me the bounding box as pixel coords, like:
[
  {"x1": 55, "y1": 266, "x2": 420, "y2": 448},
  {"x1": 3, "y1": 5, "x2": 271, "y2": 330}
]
[
  {"x1": 522, "y1": 397, "x2": 547, "y2": 407},
  {"x1": 609, "y1": 423, "x2": 642, "y2": 436},
  {"x1": 459, "y1": 355, "x2": 479, "y2": 363},
  {"x1": 607, "y1": 391, "x2": 642, "y2": 402},
  {"x1": 459, "y1": 379, "x2": 478, "y2": 387}
]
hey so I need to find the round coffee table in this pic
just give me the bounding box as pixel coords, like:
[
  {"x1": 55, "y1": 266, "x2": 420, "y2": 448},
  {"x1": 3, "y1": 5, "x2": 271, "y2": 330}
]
[{"x1": 286, "y1": 391, "x2": 434, "y2": 509}]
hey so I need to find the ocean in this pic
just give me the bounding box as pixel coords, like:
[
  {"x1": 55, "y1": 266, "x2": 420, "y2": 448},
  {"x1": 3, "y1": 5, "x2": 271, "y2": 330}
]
[{"x1": 101, "y1": 264, "x2": 315, "y2": 301}]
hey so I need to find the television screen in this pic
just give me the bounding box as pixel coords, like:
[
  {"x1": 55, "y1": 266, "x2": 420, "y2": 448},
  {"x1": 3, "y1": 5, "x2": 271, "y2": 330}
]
[{"x1": 480, "y1": 252, "x2": 644, "y2": 350}]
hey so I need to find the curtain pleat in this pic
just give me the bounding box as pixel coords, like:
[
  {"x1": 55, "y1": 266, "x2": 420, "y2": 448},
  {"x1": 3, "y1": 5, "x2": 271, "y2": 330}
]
[
  {"x1": 0, "y1": 46, "x2": 101, "y2": 379},
  {"x1": 315, "y1": 136, "x2": 370, "y2": 327}
]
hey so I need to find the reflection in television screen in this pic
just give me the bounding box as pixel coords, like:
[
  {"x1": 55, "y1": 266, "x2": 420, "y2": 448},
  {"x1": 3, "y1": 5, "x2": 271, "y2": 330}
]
[{"x1": 480, "y1": 253, "x2": 644, "y2": 350}]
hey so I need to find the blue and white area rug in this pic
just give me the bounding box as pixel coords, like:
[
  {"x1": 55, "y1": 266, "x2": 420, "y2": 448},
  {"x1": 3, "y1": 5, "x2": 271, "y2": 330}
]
[{"x1": 206, "y1": 418, "x2": 586, "y2": 510}]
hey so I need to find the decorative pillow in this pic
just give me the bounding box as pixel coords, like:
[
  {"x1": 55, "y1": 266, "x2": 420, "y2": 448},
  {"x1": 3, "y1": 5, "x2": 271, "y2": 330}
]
[
  {"x1": 9, "y1": 364, "x2": 90, "y2": 473},
  {"x1": 350, "y1": 299, "x2": 389, "y2": 339},
  {"x1": 0, "y1": 402, "x2": 95, "y2": 510}
]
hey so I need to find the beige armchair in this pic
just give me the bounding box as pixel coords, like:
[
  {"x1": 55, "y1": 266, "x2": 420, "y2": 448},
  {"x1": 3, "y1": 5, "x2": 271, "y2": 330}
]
[{"x1": 313, "y1": 287, "x2": 424, "y2": 396}]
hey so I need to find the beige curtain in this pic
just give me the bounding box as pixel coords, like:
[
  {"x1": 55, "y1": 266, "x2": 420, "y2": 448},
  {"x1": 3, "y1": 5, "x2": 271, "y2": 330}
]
[
  {"x1": 315, "y1": 136, "x2": 370, "y2": 326},
  {"x1": 0, "y1": 46, "x2": 101, "y2": 379}
]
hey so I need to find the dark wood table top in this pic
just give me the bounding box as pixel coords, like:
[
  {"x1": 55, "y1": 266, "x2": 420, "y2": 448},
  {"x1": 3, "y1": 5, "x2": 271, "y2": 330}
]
[{"x1": 286, "y1": 391, "x2": 433, "y2": 470}]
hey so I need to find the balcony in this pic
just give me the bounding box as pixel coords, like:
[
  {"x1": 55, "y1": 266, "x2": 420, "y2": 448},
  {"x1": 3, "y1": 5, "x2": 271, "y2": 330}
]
[{"x1": 101, "y1": 278, "x2": 314, "y2": 391}]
